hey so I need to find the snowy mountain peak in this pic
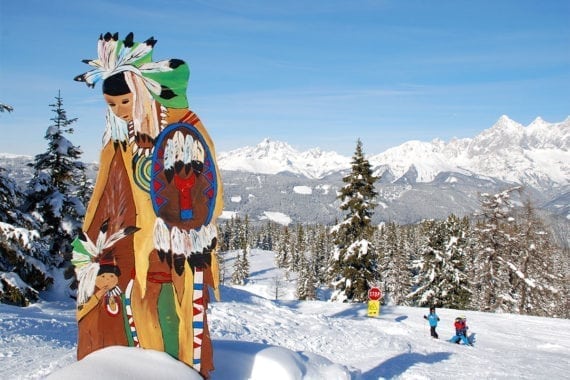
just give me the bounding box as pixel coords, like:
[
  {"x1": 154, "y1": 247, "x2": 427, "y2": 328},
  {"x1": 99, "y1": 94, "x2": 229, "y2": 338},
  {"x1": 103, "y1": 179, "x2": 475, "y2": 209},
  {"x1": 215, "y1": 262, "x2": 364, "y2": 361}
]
[
  {"x1": 528, "y1": 116, "x2": 547, "y2": 128},
  {"x1": 217, "y1": 139, "x2": 350, "y2": 179},
  {"x1": 217, "y1": 116, "x2": 569, "y2": 187},
  {"x1": 489, "y1": 115, "x2": 525, "y2": 135}
]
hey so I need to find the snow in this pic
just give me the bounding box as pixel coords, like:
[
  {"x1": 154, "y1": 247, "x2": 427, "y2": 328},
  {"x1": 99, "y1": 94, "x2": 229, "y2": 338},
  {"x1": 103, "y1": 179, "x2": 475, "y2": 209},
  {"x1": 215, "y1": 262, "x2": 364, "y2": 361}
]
[
  {"x1": 0, "y1": 153, "x2": 32, "y2": 159},
  {"x1": 45, "y1": 346, "x2": 202, "y2": 380},
  {"x1": 260, "y1": 211, "x2": 292, "y2": 226},
  {"x1": 219, "y1": 210, "x2": 238, "y2": 219},
  {"x1": 0, "y1": 222, "x2": 38, "y2": 247},
  {"x1": 293, "y1": 185, "x2": 313, "y2": 195},
  {"x1": 217, "y1": 138, "x2": 351, "y2": 179},
  {"x1": 316, "y1": 184, "x2": 331, "y2": 195},
  {"x1": 1, "y1": 248, "x2": 570, "y2": 380},
  {"x1": 231, "y1": 195, "x2": 242, "y2": 203}
]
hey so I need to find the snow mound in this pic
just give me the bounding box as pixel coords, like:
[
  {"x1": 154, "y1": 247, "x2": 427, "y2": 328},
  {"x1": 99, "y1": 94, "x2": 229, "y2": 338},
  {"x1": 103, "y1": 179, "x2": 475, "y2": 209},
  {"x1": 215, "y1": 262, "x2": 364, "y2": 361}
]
[
  {"x1": 46, "y1": 346, "x2": 202, "y2": 379},
  {"x1": 213, "y1": 340, "x2": 351, "y2": 380},
  {"x1": 44, "y1": 340, "x2": 351, "y2": 380}
]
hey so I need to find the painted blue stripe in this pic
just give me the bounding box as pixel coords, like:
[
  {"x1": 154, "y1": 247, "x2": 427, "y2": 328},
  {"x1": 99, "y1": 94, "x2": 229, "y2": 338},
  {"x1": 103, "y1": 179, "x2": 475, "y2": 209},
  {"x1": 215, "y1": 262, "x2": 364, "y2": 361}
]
[{"x1": 193, "y1": 321, "x2": 204, "y2": 329}]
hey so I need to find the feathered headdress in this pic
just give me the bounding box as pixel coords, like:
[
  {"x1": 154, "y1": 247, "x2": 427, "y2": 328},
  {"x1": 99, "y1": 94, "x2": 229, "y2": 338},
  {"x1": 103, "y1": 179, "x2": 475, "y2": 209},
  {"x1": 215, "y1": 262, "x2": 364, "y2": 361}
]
[
  {"x1": 74, "y1": 32, "x2": 189, "y2": 109},
  {"x1": 72, "y1": 220, "x2": 140, "y2": 304}
]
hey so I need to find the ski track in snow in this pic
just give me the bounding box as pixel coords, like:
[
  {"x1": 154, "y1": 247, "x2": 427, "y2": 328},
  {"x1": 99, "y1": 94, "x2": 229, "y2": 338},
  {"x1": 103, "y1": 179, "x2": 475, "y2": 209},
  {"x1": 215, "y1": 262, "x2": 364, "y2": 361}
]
[{"x1": 0, "y1": 301, "x2": 77, "y2": 378}]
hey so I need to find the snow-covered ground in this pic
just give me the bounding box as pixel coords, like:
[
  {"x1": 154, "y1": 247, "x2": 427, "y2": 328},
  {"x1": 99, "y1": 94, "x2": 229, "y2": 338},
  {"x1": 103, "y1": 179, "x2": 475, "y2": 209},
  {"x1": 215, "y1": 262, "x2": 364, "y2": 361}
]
[{"x1": 1, "y1": 249, "x2": 569, "y2": 379}]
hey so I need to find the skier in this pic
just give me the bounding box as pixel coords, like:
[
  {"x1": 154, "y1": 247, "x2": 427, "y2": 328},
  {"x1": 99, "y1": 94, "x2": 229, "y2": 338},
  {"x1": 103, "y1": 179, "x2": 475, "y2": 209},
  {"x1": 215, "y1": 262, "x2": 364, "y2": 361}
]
[
  {"x1": 423, "y1": 306, "x2": 440, "y2": 339},
  {"x1": 449, "y1": 316, "x2": 472, "y2": 345}
]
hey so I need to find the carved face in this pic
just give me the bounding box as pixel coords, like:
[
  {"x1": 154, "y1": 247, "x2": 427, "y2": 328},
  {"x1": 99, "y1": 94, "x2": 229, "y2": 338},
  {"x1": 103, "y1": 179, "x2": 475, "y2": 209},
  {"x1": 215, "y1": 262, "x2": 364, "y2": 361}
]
[
  {"x1": 104, "y1": 93, "x2": 134, "y2": 122},
  {"x1": 95, "y1": 272, "x2": 119, "y2": 290}
]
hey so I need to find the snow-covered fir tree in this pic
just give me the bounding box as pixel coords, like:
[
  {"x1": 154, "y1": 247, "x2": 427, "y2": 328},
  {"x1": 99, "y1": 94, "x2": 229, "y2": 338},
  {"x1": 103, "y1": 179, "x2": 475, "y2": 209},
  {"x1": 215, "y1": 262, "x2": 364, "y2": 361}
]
[
  {"x1": 470, "y1": 187, "x2": 520, "y2": 312},
  {"x1": 378, "y1": 221, "x2": 411, "y2": 305},
  {"x1": 408, "y1": 215, "x2": 471, "y2": 308},
  {"x1": 275, "y1": 226, "x2": 291, "y2": 269},
  {"x1": 440, "y1": 214, "x2": 471, "y2": 309},
  {"x1": 231, "y1": 245, "x2": 250, "y2": 285},
  {"x1": 296, "y1": 253, "x2": 318, "y2": 301},
  {"x1": 280, "y1": 228, "x2": 296, "y2": 275},
  {"x1": 291, "y1": 224, "x2": 307, "y2": 273},
  {"x1": 23, "y1": 93, "x2": 86, "y2": 297},
  {"x1": 0, "y1": 167, "x2": 52, "y2": 305},
  {"x1": 312, "y1": 224, "x2": 332, "y2": 285},
  {"x1": 256, "y1": 221, "x2": 277, "y2": 251},
  {"x1": 506, "y1": 201, "x2": 565, "y2": 316},
  {"x1": 329, "y1": 139, "x2": 379, "y2": 302},
  {"x1": 408, "y1": 219, "x2": 447, "y2": 307}
]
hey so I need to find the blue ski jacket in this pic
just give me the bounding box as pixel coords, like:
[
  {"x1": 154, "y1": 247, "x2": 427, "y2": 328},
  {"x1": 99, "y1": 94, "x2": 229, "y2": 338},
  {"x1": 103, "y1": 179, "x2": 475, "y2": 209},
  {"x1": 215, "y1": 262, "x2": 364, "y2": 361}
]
[{"x1": 425, "y1": 312, "x2": 440, "y2": 327}]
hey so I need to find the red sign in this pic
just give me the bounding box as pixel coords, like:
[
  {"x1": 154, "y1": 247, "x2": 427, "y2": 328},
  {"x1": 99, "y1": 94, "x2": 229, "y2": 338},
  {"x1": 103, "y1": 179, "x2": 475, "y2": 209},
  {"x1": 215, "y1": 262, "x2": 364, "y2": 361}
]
[{"x1": 368, "y1": 287, "x2": 382, "y2": 301}]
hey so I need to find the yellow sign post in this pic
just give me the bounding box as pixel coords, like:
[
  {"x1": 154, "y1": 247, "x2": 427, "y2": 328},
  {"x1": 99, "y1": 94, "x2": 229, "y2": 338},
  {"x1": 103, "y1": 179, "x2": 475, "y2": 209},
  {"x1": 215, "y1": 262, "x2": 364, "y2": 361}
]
[
  {"x1": 367, "y1": 299, "x2": 380, "y2": 317},
  {"x1": 367, "y1": 287, "x2": 382, "y2": 318}
]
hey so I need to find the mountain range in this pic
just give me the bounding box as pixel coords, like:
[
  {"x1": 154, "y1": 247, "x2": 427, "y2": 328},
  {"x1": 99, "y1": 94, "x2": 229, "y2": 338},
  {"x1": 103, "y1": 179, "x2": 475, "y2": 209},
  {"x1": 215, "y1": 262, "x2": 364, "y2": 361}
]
[
  {"x1": 218, "y1": 115, "x2": 569, "y2": 189},
  {"x1": 1, "y1": 115, "x2": 569, "y2": 227},
  {"x1": 217, "y1": 115, "x2": 569, "y2": 226}
]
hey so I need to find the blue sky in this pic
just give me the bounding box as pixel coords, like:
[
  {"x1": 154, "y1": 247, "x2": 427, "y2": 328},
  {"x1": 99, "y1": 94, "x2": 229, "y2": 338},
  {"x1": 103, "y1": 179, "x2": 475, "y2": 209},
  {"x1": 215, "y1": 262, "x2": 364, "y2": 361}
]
[{"x1": 1, "y1": 0, "x2": 568, "y2": 162}]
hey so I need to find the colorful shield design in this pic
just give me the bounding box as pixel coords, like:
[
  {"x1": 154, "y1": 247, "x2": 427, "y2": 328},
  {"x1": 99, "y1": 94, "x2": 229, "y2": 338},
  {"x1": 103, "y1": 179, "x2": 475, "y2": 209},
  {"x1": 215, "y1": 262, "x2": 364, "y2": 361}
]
[{"x1": 150, "y1": 123, "x2": 218, "y2": 230}]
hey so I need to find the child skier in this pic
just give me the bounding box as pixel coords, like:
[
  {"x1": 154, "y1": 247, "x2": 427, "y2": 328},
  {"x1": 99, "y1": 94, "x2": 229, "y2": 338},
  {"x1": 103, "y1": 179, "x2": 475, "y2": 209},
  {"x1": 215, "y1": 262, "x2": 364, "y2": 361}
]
[
  {"x1": 423, "y1": 306, "x2": 440, "y2": 339},
  {"x1": 449, "y1": 316, "x2": 472, "y2": 345}
]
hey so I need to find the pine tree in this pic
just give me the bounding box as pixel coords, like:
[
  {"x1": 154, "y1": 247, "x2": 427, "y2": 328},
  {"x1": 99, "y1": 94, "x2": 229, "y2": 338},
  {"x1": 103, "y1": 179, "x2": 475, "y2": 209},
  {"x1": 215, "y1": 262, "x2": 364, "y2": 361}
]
[
  {"x1": 408, "y1": 215, "x2": 471, "y2": 309},
  {"x1": 441, "y1": 214, "x2": 471, "y2": 309},
  {"x1": 296, "y1": 253, "x2": 309, "y2": 300},
  {"x1": 231, "y1": 253, "x2": 244, "y2": 285},
  {"x1": 275, "y1": 226, "x2": 291, "y2": 268},
  {"x1": 297, "y1": 252, "x2": 318, "y2": 301},
  {"x1": 379, "y1": 221, "x2": 410, "y2": 305},
  {"x1": 23, "y1": 92, "x2": 86, "y2": 296},
  {"x1": 470, "y1": 187, "x2": 520, "y2": 312},
  {"x1": 313, "y1": 224, "x2": 331, "y2": 284},
  {"x1": 285, "y1": 227, "x2": 298, "y2": 279},
  {"x1": 1, "y1": 167, "x2": 53, "y2": 305},
  {"x1": 507, "y1": 201, "x2": 565, "y2": 316},
  {"x1": 409, "y1": 219, "x2": 447, "y2": 307},
  {"x1": 292, "y1": 224, "x2": 307, "y2": 272},
  {"x1": 231, "y1": 245, "x2": 250, "y2": 286},
  {"x1": 329, "y1": 139, "x2": 379, "y2": 302},
  {"x1": 0, "y1": 167, "x2": 21, "y2": 225}
]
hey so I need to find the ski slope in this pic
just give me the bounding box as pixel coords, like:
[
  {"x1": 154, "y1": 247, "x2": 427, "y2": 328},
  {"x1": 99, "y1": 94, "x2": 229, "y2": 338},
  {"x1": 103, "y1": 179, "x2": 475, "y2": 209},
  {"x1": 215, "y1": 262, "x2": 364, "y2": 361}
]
[{"x1": 1, "y1": 248, "x2": 568, "y2": 379}]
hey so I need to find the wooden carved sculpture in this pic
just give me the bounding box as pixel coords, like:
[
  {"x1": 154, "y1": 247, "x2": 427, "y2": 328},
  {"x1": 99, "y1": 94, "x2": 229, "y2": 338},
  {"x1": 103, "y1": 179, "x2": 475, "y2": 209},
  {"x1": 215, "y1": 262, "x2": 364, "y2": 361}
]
[{"x1": 71, "y1": 32, "x2": 223, "y2": 379}]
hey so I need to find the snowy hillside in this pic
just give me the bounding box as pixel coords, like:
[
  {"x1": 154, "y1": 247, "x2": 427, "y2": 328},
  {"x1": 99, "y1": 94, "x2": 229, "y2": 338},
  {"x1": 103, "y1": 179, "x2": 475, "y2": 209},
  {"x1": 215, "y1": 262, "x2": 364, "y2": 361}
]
[
  {"x1": 218, "y1": 116, "x2": 570, "y2": 189},
  {"x1": 2, "y1": 248, "x2": 569, "y2": 380}
]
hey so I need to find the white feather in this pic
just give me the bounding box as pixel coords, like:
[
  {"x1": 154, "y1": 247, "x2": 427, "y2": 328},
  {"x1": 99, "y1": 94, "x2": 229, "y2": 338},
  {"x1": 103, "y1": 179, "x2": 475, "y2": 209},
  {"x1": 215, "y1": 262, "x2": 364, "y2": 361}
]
[
  {"x1": 76, "y1": 262, "x2": 100, "y2": 305},
  {"x1": 153, "y1": 218, "x2": 171, "y2": 252},
  {"x1": 95, "y1": 228, "x2": 108, "y2": 253},
  {"x1": 183, "y1": 134, "x2": 194, "y2": 164},
  {"x1": 103, "y1": 227, "x2": 135, "y2": 250},
  {"x1": 184, "y1": 230, "x2": 193, "y2": 256},
  {"x1": 174, "y1": 131, "x2": 184, "y2": 163},
  {"x1": 171, "y1": 227, "x2": 185, "y2": 256},
  {"x1": 192, "y1": 139, "x2": 205, "y2": 163},
  {"x1": 164, "y1": 138, "x2": 176, "y2": 170},
  {"x1": 190, "y1": 229, "x2": 201, "y2": 254},
  {"x1": 206, "y1": 224, "x2": 217, "y2": 245},
  {"x1": 139, "y1": 60, "x2": 176, "y2": 74},
  {"x1": 119, "y1": 43, "x2": 153, "y2": 68}
]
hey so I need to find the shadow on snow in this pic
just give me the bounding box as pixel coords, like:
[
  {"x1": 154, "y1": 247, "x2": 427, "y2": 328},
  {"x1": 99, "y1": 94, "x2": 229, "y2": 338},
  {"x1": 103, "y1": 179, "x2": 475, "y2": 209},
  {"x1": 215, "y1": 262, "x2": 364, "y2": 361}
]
[{"x1": 362, "y1": 351, "x2": 453, "y2": 379}]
